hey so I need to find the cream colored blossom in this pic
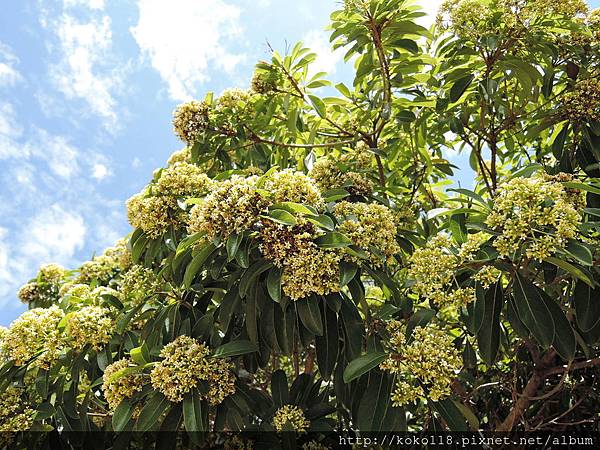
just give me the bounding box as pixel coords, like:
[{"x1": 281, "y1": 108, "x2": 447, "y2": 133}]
[
  {"x1": 102, "y1": 358, "x2": 146, "y2": 411},
  {"x1": 562, "y1": 79, "x2": 600, "y2": 123},
  {"x1": 77, "y1": 239, "x2": 131, "y2": 283},
  {"x1": 119, "y1": 265, "x2": 162, "y2": 306},
  {"x1": 150, "y1": 335, "x2": 236, "y2": 404},
  {"x1": 473, "y1": 266, "x2": 502, "y2": 288},
  {"x1": 259, "y1": 219, "x2": 342, "y2": 300},
  {"x1": 187, "y1": 175, "x2": 270, "y2": 240},
  {"x1": 0, "y1": 387, "x2": 35, "y2": 432},
  {"x1": 17, "y1": 282, "x2": 40, "y2": 304},
  {"x1": 38, "y1": 263, "x2": 66, "y2": 284},
  {"x1": 154, "y1": 162, "x2": 213, "y2": 197},
  {"x1": 310, "y1": 159, "x2": 373, "y2": 197},
  {"x1": 67, "y1": 306, "x2": 114, "y2": 350},
  {"x1": 216, "y1": 88, "x2": 252, "y2": 110},
  {"x1": 173, "y1": 100, "x2": 211, "y2": 145},
  {"x1": 334, "y1": 201, "x2": 400, "y2": 266},
  {"x1": 167, "y1": 147, "x2": 191, "y2": 166},
  {"x1": 485, "y1": 175, "x2": 582, "y2": 260},
  {"x1": 263, "y1": 169, "x2": 324, "y2": 209},
  {"x1": 126, "y1": 193, "x2": 178, "y2": 239},
  {"x1": 381, "y1": 322, "x2": 462, "y2": 406},
  {"x1": 272, "y1": 405, "x2": 310, "y2": 433},
  {"x1": 2, "y1": 306, "x2": 64, "y2": 368}
]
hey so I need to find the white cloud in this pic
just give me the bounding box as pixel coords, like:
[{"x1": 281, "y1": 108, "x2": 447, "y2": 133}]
[
  {"x1": 0, "y1": 102, "x2": 23, "y2": 159},
  {"x1": 131, "y1": 0, "x2": 245, "y2": 101},
  {"x1": 416, "y1": 0, "x2": 444, "y2": 28},
  {"x1": 0, "y1": 42, "x2": 22, "y2": 87},
  {"x1": 92, "y1": 162, "x2": 110, "y2": 180},
  {"x1": 50, "y1": 13, "x2": 119, "y2": 125},
  {"x1": 21, "y1": 204, "x2": 87, "y2": 265},
  {"x1": 302, "y1": 29, "x2": 343, "y2": 78},
  {"x1": 63, "y1": 0, "x2": 105, "y2": 10}
]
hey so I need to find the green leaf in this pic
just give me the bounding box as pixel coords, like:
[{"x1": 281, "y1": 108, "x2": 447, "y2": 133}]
[
  {"x1": 239, "y1": 259, "x2": 273, "y2": 297},
  {"x1": 213, "y1": 340, "x2": 258, "y2": 358},
  {"x1": 266, "y1": 267, "x2": 283, "y2": 302},
  {"x1": 112, "y1": 399, "x2": 135, "y2": 432},
  {"x1": 183, "y1": 242, "x2": 217, "y2": 288},
  {"x1": 271, "y1": 369, "x2": 289, "y2": 408},
  {"x1": 449, "y1": 74, "x2": 474, "y2": 103},
  {"x1": 306, "y1": 214, "x2": 335, "y2": 231},
  {"x1": 339, "y1": 261, "x2": 358, "y2": 287},
  {"x1": 136, "y1": 392, "x2": 171, "y2": 432},
  {"x1": 315, "y1": 303, "x2": 339, "y2": 381},
  {"x1": 545, "y1": 256, "x2": 594, "y2": 287},
  {"x1": 573, "y1": 282, "x2": 600, "y2": 332},
  {"x1": 263, "y1": 209, "x2": 297, "y2": 226},
  {"x1": 297, "y1": 296, "x2": 324, "y2": 336},
  {"x1": 226, "y1": 233, "x2": 243, "y2": 261},
  {"x1": 343, "y1": 352, "x2": 387, "y2": 383},
  {"x1": 513, "y1": 273, "x2": 555, "y2": 348},
  {"x1": 183, "y1": 389, "x2": 207, "y2": 432},
  {"x1": 405, "y1": 309, "x2": 435, "y2": 340},
  {"x1": 322, "y1": 188, "x2": 350, "y2": 203},
  {"x1": 315, "y1": 232, "x2": 353, "y2": 249},
  {"x1": 308, "y1": 94, "x2": 327, "y2": 118},
  {"x1": 564, "y1": 239, "x2": 593, "y2": 266},
  {"x1": 431, "y1": 399, "x2": 468, "y2": 431},
  {"x1": 130, "y1": 344, "x2": 150, "y2": 365},
  {"x1": 475, "y1": 283, "x2": 504, "y2": 365}
]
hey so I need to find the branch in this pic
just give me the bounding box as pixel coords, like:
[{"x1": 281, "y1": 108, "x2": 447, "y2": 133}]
[{"x1": 543, "y1": 357, "x2": 600, "y2": 377}]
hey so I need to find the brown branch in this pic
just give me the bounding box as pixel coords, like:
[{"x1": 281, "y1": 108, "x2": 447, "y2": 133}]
[
  {"x1": 543, "y1": 357, "x2": 600, "y2": 377},
  {"x1": 304, "y1": 346, "x2": 315, "y2": 374}
]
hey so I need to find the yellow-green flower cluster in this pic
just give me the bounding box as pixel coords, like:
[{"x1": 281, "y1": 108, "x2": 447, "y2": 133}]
[
  {"x1": 381, "y1": 322, "x2": 462, "y2": 406},
  {"x1": 38, "y1": 263, "x2": 66, "y2": 284},
  {"x1": 167, "y1": 147, "x2": 191, "y2": 166},
  {"x1": 150, "y1": 335, "x2": 236, "y2": 404},
  {"x1": 473, "y1": 265, "x2": 502, "y2": 288},
  {"x1": 250, "y1": 68, "x2": 282, "y2": 94},
  {"x1": 437, "y1": 0, "x2": 496, "y2": 40},
  {"x1": 60, "y1": 283, "x2": 92, "y2": 300},
  {"x1": 187, "y1": 175, "x2": 270, "y2": 240},
  {"x1": 17, "y1": 282, "x2": 40, "y2": 304},
  {"x1": 260, "y1": 219, "x2": 341, "y2": 300},
  {"x1": 154, "y1": 162, "x2": 213, "y2": 197},
  {"x1": 310, "y1": 159, "x2": 373, "y2": 197},
  {"x1": 127, "y1": 163, "x2": 213, "y2": 239},
  {"x1": 173, "y1": 100, "x2": 211, "y2": 145},
  {"x1": 408, "y1": 234, "x2": 457, "y2": 300},
  {"x1": 526, "y1": 0, "x2": 588, "y2": 17},
  {"x1": 562, "y1": 79, "x2": 600, "y2": 123},
  {"x1": 77, "y1": 239, "x2": 131, "y2": 284},
  {"x1": 334, "y1": 201, "x2": 400, "y2": 266},
  {"x1": 67, "y1": 306, "x2": 114, "y2": 350},
  {"x1": 272, "y1": 405, "x2": 310, "y2": 433},
  {"x1": 1, "y1": 306, "x2": 64, "y2": 368},
  {"x1": 0, "y1": 387, "x2": 35, "y2": 432},
  {"x1": 102, "y1": 358, "x2": 146, "y2": 411},
  {"x1": 263, "y1": 169, "x2": 324, "y2": 210},
  {"x1": 485, "y1": 176, "x2": 582, "y2": 260},
  {"x1": 119, "y1": 265, "x2": 162, "y2": 306},
  {"x1": 216, "y1": 88, "x2": 252, "y2": 111}
]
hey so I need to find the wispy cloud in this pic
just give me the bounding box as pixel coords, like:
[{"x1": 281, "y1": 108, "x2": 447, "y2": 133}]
[
  {"x1": 0, "y1": 42, "x2": 22, "y2": 87},
  {"x1": 302, "y1": 29, "x2": 343, "y2": 78},
  {"x1": 130, "y1": 0, "x2": 245, "y2": 101}
]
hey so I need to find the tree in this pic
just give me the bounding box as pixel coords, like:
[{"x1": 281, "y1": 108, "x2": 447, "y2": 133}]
[{"x1": 1, "y1": 0, "x2": 600, "y2": 446}]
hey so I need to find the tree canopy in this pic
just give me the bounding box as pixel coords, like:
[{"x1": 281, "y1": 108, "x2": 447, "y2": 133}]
[{"x1": 2, "y1": 0, "x2": 600, "y2": 447}]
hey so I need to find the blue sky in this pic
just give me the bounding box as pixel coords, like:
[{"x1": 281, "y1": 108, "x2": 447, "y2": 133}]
[{"x1": 0, "y1": 0, "x2": 598, "y2": 326}]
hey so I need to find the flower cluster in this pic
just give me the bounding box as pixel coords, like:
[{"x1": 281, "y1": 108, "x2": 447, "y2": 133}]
[
  {"x1": 408, "y1": 234, "x2": 457, "y2": 301},
  {"x1": 187, "y1": 175, "x2": 270, "y2": 240},
  {"x1": 102, "y1": 358, "x2": 146, "y2": 411},
  {"x1": 17, "y1": 282, "x2": 41, "y2": 304},
  {"x1": 437, "y1": 0, "x2": 497, "y2": 40},
  {"x1": 260, "y1": 219, "x2": 341, "y2": 300},
  {"x1": 380, "y1": 322, "x2": 462, "y2": 406},
  {"x1": 167, "y1": 147, "x2": 191, "y2": 166},
  {"x1": 272, "y1": 405, "x2": 310, "y2": 433},
  {"x1": 485, "y1": 176, "x2": 582, "y2": 260},
  {"x1": 263, "y1": 169, "x2": 324, "y2": 210},
  {"x1": 38, "y1": 263, "x2": 66, "y2": 284},
  {"x1": 127, "y1": 162, "x2": 214, "y2": 239},
  {"x1": 310, "y1": 159, "x2": 373, "y2": 197},
  {"x1": 119, "y1": 265, "x2": 162, "y2": 306},
  {"x1": 150, "y1": 335, "x2": 236, "y2": 404},
  {"x1": 0, "y1": 387, "x2": 35, "y2": 432},
  {"x1": 1, "y1": 306, "x2": 64, "y2": 368},
  {"x1": 562, "y1": 79, "x2": 600, "y2": 123},
  {"x1": 173, "y1": 100, "x2": 211, "y2": 145},
  {"x1": 334, "y1": 201, "x2": 400, "y2": 266},
  {"x1": 67, "y1": 306, "x2": 114, "y2": 350},
  {"x1": 250, "y1": 68, "x2": 282, "y2": 94},
  {"x1": 77, "y1": 239, "x2": 131, "y2": 284},
  {"x1": 473, "y1": 265, "x2": 502, "y2": 288},
  {"x1": 216, "y1": 88, "x2": 252, "y2": 111}
]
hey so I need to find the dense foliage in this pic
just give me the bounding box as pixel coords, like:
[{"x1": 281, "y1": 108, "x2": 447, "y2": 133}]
[{"x1": 2, "y1": 0, "x2": 600, "y2": 446}]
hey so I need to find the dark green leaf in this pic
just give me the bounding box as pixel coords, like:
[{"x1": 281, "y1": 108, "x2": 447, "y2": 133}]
[
  {"x1": 214, "y1": 340, "x2": 258, "y2": 358},
  {"x1": 343, "y1": 352, "x2": 387, "y2": 383}
]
